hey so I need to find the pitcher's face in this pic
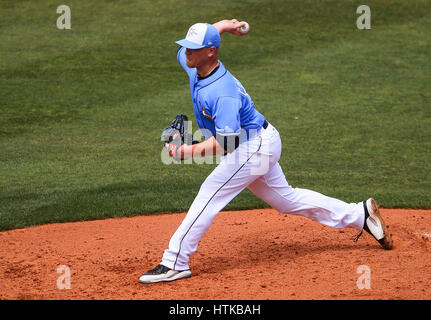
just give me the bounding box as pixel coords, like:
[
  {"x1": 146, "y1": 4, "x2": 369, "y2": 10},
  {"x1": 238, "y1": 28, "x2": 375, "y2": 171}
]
[{"x1": 185, "y1": 47, "x2": 216, "y2": 68}]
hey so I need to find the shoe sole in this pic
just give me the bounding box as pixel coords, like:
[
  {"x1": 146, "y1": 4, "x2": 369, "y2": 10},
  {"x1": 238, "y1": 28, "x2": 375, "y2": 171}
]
[
  {"x1": 139, "y1": 270, "x2": 192, "y2": 284},
  {"x1": 369, "y1": 198, "x2": 393, "y2": 250}
]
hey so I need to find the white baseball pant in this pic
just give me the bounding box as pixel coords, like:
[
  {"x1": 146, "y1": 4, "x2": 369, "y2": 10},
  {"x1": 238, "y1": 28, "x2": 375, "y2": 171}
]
[{"x1": 161, "y1": 122, "x2": 365, "y2": 271}]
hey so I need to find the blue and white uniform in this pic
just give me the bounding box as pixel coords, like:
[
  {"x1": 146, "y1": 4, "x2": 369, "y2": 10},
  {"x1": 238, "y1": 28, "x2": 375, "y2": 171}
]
[
  {"x1": 160, "y1": 24, "x2": 367, "y2": 272},
  {"x1": 177, "y1": 46, "x2": 265, "y2": 141}
]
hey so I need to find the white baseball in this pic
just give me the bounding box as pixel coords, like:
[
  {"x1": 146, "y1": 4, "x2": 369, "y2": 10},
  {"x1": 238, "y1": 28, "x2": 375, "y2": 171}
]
[{"x1": 239, "y1": 22, "x2": 249, "y2": 34}]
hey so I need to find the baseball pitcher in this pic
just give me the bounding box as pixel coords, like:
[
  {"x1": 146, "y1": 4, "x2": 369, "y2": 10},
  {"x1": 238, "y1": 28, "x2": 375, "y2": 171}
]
[{"x1": 139, "y1": 19, "x2": 393, "y2": 284}]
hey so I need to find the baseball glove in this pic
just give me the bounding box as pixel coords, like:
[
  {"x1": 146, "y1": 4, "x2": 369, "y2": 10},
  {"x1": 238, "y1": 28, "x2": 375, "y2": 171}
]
[{"x1": 160, "y1": 114, "x2": 197, "y2": 158}]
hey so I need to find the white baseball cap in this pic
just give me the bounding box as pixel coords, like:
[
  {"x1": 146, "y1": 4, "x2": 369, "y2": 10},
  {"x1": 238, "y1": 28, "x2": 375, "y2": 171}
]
[{"x1": 175, "y1": 23, "x2": 221, "y2": 49}]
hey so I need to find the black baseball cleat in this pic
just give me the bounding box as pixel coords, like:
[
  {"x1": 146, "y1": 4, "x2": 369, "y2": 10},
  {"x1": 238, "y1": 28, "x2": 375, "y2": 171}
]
[
  {"x1": 354, "y1": 198, "x2": 393, "y2": 250},
  {"x1": 138, "y1": 264, "x2": 192, "y2": 284}
]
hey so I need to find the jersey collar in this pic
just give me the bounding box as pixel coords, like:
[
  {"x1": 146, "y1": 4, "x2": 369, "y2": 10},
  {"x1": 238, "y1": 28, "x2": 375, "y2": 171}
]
[{"x1": 195, "y1": 60, "x2": 226, "y2": 88}]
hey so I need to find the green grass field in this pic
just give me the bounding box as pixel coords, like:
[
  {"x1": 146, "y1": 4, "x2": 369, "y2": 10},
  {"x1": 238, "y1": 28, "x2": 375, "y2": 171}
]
[{"x1": 1, "y1": 0, "x2": 430, "y2": 231}]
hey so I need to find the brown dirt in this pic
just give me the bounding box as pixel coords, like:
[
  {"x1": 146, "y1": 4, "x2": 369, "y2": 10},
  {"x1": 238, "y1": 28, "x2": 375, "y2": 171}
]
[{"x1": 0, "y1": 208, "x2": 430, "y2": 300}]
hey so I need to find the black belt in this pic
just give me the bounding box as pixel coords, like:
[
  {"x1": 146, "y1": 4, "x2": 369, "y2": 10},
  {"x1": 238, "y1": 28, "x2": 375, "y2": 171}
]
[{"x1": 262, "y1": 120, "x2": 268, "y2": 129}]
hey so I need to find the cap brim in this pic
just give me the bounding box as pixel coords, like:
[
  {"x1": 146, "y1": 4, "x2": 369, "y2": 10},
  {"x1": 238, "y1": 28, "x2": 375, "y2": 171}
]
[{"x1": 175, "y1": 39, "x2": 205, "y2": 49}]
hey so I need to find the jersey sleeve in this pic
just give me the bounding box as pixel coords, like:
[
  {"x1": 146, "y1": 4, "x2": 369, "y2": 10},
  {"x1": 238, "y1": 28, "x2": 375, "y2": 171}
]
[
  {"x1": 213, "y1": 96, "x2": 241, "y2": 136},
  {"x1": 177, "y1": 46, "x2": 194, "y2": 78}
]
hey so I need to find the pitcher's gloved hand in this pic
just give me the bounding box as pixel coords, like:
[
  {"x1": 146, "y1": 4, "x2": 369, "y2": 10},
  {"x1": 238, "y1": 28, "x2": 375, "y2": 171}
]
[{"x1": 160, "y1": 114, "x2": 197, "y2": 159}]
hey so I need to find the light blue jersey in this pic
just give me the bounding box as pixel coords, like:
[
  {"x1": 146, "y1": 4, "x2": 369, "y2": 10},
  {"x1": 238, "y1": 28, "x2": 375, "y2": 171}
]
[{"x1": 177, "y1": 47, "x2": 265, "y2": 141}]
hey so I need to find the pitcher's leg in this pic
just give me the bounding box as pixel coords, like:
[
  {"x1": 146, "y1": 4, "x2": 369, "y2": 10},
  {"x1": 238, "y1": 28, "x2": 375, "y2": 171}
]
[
  {"x1": 248, "y1": 163, "x2": 365, "y2": 230},
  {"x1": 161, "y1": 186, "x2": 225, "y2": 271},
  {"x1": 161, "y1": 140, "x2": 267, "y2": 270}
]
